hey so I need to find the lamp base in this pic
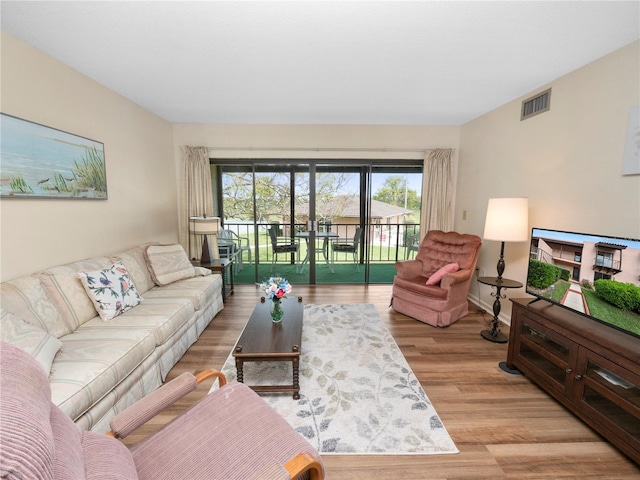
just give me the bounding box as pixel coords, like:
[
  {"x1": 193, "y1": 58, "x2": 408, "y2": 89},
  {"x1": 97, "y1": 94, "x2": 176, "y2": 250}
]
[
  {"x1": 201, "y1": 235, "x2": 213, "y2": 264},
  {"x1": 496, "y1": 241, "x2": 505, "y2": 280},
  {"x1": 480, "y1": 329, "x2": 508, "y2": 343}
]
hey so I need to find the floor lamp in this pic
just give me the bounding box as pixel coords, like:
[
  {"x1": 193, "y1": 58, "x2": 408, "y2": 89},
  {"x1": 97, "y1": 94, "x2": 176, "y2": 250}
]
[
  {"x1": 190, "y1": 216, "x2": 220, "y2": 264},
  {"x1": 481, "y1": 198, "x2": 529, "y2": 344}
]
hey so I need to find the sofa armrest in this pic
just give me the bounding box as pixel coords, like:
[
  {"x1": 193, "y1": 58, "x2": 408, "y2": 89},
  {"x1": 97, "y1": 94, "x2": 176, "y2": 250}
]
[
  {"x1": 394, "y1": 259, "x2": 424, "y2": 278},
  {"x1": 193, "y1": 266, "x2": 212, "y2": 276},
  {"x1": 108, "y1": 369, "x2": 226, "y2": 439}
]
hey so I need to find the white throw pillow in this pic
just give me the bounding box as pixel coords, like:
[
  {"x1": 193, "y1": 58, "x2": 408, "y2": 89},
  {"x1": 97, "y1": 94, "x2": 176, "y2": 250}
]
[
  {"x1": 144, "y1": 244, "x2": 196, "y2": 286},
  {"x1": 79, "y1": 262, "x2": 142, "y2": 321},
  {"x1": 0, "y1": 308, "x2": 63, "y2": 375}
]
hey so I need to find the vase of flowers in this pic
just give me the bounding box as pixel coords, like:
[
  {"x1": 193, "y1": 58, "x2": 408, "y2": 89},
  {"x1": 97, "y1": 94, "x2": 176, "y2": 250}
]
[
  {"x1": 261, "y1": 275, "x2": 292, "y2": 323},
  {"x1": 270, "y1": 299, "x2": 284, "y2": 323}
]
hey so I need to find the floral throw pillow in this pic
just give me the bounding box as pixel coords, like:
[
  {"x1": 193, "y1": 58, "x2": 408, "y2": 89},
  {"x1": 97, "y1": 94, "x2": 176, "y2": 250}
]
[{"x1": 79, "y1": 262, "x2": 142, "y2": 321}]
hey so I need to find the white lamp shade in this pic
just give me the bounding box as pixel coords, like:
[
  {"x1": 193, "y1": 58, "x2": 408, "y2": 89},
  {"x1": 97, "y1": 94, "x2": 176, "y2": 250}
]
[
  {"x1": 189, "y1": 216, "x2": 220, "y2": 235},
  {"x1": 483, "y1": 198, "x2": 529, "y2": 242}
]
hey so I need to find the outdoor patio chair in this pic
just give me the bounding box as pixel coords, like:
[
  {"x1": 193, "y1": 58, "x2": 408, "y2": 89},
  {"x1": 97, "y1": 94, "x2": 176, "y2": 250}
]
[
  {"x1": 218, "y1": 228, "x2": 251, "y2": 271},
  {"x1": 391, "y1": 230, "x2": 481, "y2": 327},
  {"x1": 0, "y1": 341, "x2": 325, "y2": 480},
  {"x1": 268, "y1": 227, "x2": 300, "y2": 272},
  {"x1": 330, "y1": 227, "x2": 363, "y2": 273},
  {"x1": 404, "y1": 232, "x2": 420, "y2": 259}
]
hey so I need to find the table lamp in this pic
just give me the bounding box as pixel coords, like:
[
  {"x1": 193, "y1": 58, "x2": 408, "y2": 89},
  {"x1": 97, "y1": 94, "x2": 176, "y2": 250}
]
[
  {"x1": 483, "y1": 197, "x2": 529, "y2": 280},
  {"x1": 190, "y1": 215, "x2": 220, "y2": 264}
]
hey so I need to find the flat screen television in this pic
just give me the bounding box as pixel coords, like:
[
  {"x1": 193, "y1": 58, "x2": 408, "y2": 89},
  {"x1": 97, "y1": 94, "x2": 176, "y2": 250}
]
[{"x1": 526, "y1": 227, "x2": 640, "y2": 339}]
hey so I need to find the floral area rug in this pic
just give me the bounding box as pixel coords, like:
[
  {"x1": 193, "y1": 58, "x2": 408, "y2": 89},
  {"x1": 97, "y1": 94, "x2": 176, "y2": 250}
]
[{"x1": 211, "y1": 303, "x2": 458, "y2": 455}]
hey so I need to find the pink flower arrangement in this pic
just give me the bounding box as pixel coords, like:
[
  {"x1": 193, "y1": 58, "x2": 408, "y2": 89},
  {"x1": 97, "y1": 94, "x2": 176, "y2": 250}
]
[{"x1": 261, "y1": 276, "x2": 292, "y2": 301}]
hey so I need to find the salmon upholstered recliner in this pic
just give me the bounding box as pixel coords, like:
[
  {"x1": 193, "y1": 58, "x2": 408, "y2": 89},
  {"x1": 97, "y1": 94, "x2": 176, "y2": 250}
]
[
  {"x1": 391, "y1": 230, "x2": 482, "y2": 327},
  {"x1": 0, "y1": 341, "x2": 324, "y2": 480}
]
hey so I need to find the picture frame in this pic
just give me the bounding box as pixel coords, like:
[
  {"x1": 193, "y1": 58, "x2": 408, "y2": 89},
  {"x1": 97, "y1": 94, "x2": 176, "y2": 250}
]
[{"x1": 0, "y1": 113, "x2": 107, "y2": 199}]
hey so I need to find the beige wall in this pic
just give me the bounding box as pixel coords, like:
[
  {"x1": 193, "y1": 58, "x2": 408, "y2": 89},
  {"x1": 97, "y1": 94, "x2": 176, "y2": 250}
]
[
  {"x1": 173, "y1": 124, "x2": 460, "y2": 154},
  {"x1": 0, "y1": 31, "x2": 178, "y2": 281},
  {"x1": 457, "y1": 40, "x2": 640, "y2": 321}
]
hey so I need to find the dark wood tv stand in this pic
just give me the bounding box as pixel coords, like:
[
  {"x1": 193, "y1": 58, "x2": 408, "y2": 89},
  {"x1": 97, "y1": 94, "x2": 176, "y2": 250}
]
[{"x1": 507, "y1": 298, "x2": 640, "y2": 464}]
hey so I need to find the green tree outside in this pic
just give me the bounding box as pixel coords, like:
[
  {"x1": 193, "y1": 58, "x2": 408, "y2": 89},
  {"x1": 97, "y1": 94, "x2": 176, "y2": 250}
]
[{"x1": 372, "y1": 175, "x2": 421, "y2": 210}]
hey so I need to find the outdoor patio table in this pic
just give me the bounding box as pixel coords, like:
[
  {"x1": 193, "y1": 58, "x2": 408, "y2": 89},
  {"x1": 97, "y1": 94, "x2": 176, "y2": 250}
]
[{"x1": 295, "y1": 231, "x2": 339, "y2": 272}]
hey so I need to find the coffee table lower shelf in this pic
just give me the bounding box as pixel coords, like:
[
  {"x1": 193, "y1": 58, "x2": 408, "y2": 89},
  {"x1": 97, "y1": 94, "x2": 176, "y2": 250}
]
[
  {"x1": 234, "y1": 352, "x2": 301, "y2": 399},
  {"x1": 232, "y1": 297, "x2": 304, "y2": 400}
]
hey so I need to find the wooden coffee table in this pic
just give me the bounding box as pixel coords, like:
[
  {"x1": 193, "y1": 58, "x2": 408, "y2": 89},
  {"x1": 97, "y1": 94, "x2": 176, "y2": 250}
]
[{"x1": 233, "y1": 296, "x2": 304, "y2": 399}]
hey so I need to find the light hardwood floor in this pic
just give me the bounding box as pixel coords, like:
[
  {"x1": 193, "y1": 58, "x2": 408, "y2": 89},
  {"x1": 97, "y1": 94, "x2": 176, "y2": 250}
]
[{"x1": 124, "y1": 284, "x2": 640, "y2": 479}]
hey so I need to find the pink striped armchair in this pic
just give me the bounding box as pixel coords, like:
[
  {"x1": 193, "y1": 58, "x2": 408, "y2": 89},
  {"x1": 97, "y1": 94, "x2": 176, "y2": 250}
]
[{"x1": 0, "y1": 341, "x2": 324, "y2": 480}]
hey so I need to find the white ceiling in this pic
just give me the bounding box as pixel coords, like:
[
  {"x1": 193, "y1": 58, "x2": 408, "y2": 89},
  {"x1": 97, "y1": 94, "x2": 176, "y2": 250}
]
[{"x1": 1, "y1": 1, "x2": 638, "y2": 126}]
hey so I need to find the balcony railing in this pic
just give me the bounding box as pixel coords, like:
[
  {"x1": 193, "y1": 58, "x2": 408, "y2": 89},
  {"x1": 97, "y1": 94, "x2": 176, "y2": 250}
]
[
  {"x1": 220, "y1": 221, "x2": 420, "y2": 272},
  {"x1": 593, "y1": 256, "x2": 622, "y2": 273}
]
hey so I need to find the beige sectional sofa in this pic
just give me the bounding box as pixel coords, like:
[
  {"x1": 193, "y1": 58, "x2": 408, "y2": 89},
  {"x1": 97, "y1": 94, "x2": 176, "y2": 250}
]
[{"x1": 0, "y1": 243, "x2": 223, "y2": 433}]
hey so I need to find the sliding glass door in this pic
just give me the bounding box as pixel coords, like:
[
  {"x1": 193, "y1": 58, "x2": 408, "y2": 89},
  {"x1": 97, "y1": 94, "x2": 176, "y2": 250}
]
[
  {"x1": 297, "y1": 164, "x2": 365, "y2": 284},
  {"x1": 213, "y1": 159, "x2": 422, "y2": 285}
]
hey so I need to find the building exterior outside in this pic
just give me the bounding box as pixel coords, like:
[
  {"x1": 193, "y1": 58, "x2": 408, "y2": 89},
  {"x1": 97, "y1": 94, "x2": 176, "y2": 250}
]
[{"x1": 531, "y1": 236, "x2": 640, "y2": 286}]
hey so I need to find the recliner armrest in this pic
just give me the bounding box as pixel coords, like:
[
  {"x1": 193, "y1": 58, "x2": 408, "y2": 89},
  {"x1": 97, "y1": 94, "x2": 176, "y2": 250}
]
[
  {"x1": 108, "y1": 369, "x2": 226, "y2": 439},
  {"x1": 440, "y1": 269, "x2": 473, "y2": 289},
  {"x1": 394, "y1": 259, "x2": 424, "y2": 278}
]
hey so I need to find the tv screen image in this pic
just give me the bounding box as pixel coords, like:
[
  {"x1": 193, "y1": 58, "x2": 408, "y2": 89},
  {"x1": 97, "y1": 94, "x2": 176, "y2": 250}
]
[{"x1": 526, "y1": 228, "x2": 640, "y2": 339}]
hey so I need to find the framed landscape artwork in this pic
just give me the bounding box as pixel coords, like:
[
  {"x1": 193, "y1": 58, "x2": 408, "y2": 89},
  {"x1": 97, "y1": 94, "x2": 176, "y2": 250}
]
[{"x1": 0, "y1": 113, "x2": 107, "y2": 199}]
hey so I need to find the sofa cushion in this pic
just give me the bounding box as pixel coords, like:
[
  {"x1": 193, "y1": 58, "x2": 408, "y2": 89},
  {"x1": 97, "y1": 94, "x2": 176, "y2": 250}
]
[
  {"x1": 52, "y1": 328, "x2": 157, "y2": 422},
  {"x1": 0, "y1": 274, "x2": 73, "y2": 338},
  {"x1": 111, "y1": 243, "x2": 157, "y2": 295},
  {"x1": 0, "y1": 308, "x2": 63, "y2": 375},
  {"x1": 50, "y1": 405, "x2": 85, "y2": 480},
  {"x1": 0, "y1": 342, "x2": 56, "y2": 480},
  {"x1": 1, "y1": 342, "x2": 140, "y2": 480},
  {"x1": 38, "y1": 256, "x2": 112, "y2": 330},
  {"x1": 52, "y1": 409, "x2": 140, "y2": 480},
  {"x1": 426, "y1": 262, "x2": 459, "y2": 286},
  {"x1": 82, "y1": 430, "x2": 139, "y2": 480},
  {"x1": 143, "y1": 274, "x2": 220, "y2": 311},
  {"x1": 144, "y1": 244, "x2": 196, "y2": 286},
  {"x1": 79, "y1": 297, "x2": 195, "y2": 347},
  {"x1": 79, "y1": 262, "x2": 143, "y2": 321}
]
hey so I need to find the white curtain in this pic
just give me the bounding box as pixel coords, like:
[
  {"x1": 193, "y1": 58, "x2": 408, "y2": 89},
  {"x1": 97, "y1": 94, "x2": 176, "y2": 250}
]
[
  {"x1": 180, "y1": 146, "x2": 214, "y2": 259},
  {"x1": 423, "y1": 148, "x2": 453, "y2": 232}
]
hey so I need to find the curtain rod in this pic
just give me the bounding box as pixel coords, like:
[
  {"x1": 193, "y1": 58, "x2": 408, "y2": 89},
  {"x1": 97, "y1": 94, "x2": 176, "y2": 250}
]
[{"x1": 207, "y1": 146, "x2": 430, "y2": 154}]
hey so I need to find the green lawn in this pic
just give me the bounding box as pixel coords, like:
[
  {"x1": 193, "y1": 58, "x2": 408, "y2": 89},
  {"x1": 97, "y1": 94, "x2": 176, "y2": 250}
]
[
  {"x1": 230, "y1": 233, "x2": 409, "y2": 285},
  {"x1": 583, "y1": 289, "x2": 640, "y2": 336},
  {"x1": 526, "y1": 280, "x2": 640, "y2": 337}
]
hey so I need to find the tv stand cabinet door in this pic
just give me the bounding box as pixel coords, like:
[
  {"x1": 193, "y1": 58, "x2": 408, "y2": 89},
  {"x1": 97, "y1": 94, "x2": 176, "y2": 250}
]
[
  {"x1": 508, "y1": 297, "x2": 640, "y2": 464},
  {"x1": 574, "y1": 346, "x2": 640, "y2": 461},
  {"x1": 508, "y1": 304, "x2": 577, "y2": 399}
]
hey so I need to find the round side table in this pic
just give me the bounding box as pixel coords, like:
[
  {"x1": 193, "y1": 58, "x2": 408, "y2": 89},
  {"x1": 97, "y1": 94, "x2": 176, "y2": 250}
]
[{"x1": 477, "y1": 276, "x2": 522, "y2": 343}]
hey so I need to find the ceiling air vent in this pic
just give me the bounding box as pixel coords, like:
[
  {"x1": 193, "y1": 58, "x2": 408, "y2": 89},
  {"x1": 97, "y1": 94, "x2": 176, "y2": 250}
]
[{"x1": 521, "y1": 88, "x2": 551, "y2": 121}]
